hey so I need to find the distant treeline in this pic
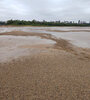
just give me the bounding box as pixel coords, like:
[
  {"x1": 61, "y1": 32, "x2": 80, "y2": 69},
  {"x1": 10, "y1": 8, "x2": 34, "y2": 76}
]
[
  {"x1": 0, "y1": 21, "x2": 6, "y2": 25},
  {"x1": 1, "y1": 20, "x2": 90, "y2": 26}
]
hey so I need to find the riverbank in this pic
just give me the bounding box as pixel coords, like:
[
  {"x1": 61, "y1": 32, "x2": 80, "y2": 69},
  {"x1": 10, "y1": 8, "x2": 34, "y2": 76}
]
[
  {"x1": 0, "y1": 47, "x2": 90, "y2": 100},
  {"x1": 0, "y1": 28, "x2": 90, "y2": 100}
]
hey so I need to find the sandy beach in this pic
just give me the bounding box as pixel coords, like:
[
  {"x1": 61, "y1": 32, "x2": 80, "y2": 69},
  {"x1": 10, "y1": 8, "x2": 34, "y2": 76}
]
[{"x1": 0, "y1": 26, "x2": 90, "y2": 100}]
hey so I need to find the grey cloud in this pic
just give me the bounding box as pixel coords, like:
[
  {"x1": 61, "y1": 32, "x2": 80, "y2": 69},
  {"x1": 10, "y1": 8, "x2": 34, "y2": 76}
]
[{"x1": 0, "y1": 0, "x2": 90, "y2": 21}]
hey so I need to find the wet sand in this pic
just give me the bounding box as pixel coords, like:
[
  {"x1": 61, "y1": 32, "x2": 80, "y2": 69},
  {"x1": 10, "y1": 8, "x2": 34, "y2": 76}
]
[
  {"x1": 0, "y1": 34, "x2": 55, "y2": 63},
  {"x1": 0, "y1": 27, "x2": 90, "y2": 100},
  {"x1": 0, "y1": 26, "x2": 90, "y2": 48}
]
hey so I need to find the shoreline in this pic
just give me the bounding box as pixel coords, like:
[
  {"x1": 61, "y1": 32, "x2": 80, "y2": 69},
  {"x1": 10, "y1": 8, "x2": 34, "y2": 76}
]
[
  {"x1": 0, "y1": 31, "x2": 90, "y2": 62},
  {"x1": 0, "y1": 46, "x2": 90, "y2": 100},
  {"x1": 1, "y1": 25, "x2": 90, "y2": 27},
  {"x1": 0, "y1": 30, "x2": 90, "y2": 100}
]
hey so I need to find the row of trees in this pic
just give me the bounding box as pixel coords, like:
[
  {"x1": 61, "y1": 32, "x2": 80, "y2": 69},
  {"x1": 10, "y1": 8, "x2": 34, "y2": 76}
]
[
  {"x1": 1, "y1": 20, "x2": 90, "y2": 26},
  {"x1": 0, "y1": 21, "x2": 6, "y2": 25}
]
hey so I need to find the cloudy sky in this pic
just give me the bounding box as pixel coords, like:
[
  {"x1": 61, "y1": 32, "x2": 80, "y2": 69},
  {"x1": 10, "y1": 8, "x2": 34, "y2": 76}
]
[{"x1": 0, "y1": 0, "x2": 90, "y2": 22}]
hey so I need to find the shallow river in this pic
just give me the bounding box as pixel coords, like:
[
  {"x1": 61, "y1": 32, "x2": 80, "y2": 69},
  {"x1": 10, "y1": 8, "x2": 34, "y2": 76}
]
[
  {"x1": 0, "y1": 26, "x2": 90, "y2": 48},
  {"x1": 0, "y1": 26, "x2": 90, "y2": 62}
]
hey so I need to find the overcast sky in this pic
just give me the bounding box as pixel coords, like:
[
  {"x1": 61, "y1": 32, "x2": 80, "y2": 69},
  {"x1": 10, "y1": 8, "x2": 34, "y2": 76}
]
[{"x1": 0, "y1": 0, "x2": 90, "y2": 22}]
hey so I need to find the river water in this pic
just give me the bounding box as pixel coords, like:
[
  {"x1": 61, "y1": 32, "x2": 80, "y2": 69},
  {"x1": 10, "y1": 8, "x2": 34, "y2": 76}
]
[
  {"x1": 0, "y1": 26, "x2": 90, "y2": 48},
  {"x1": 0, "y1": 26, "x2": 90, "y2": 62}
]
